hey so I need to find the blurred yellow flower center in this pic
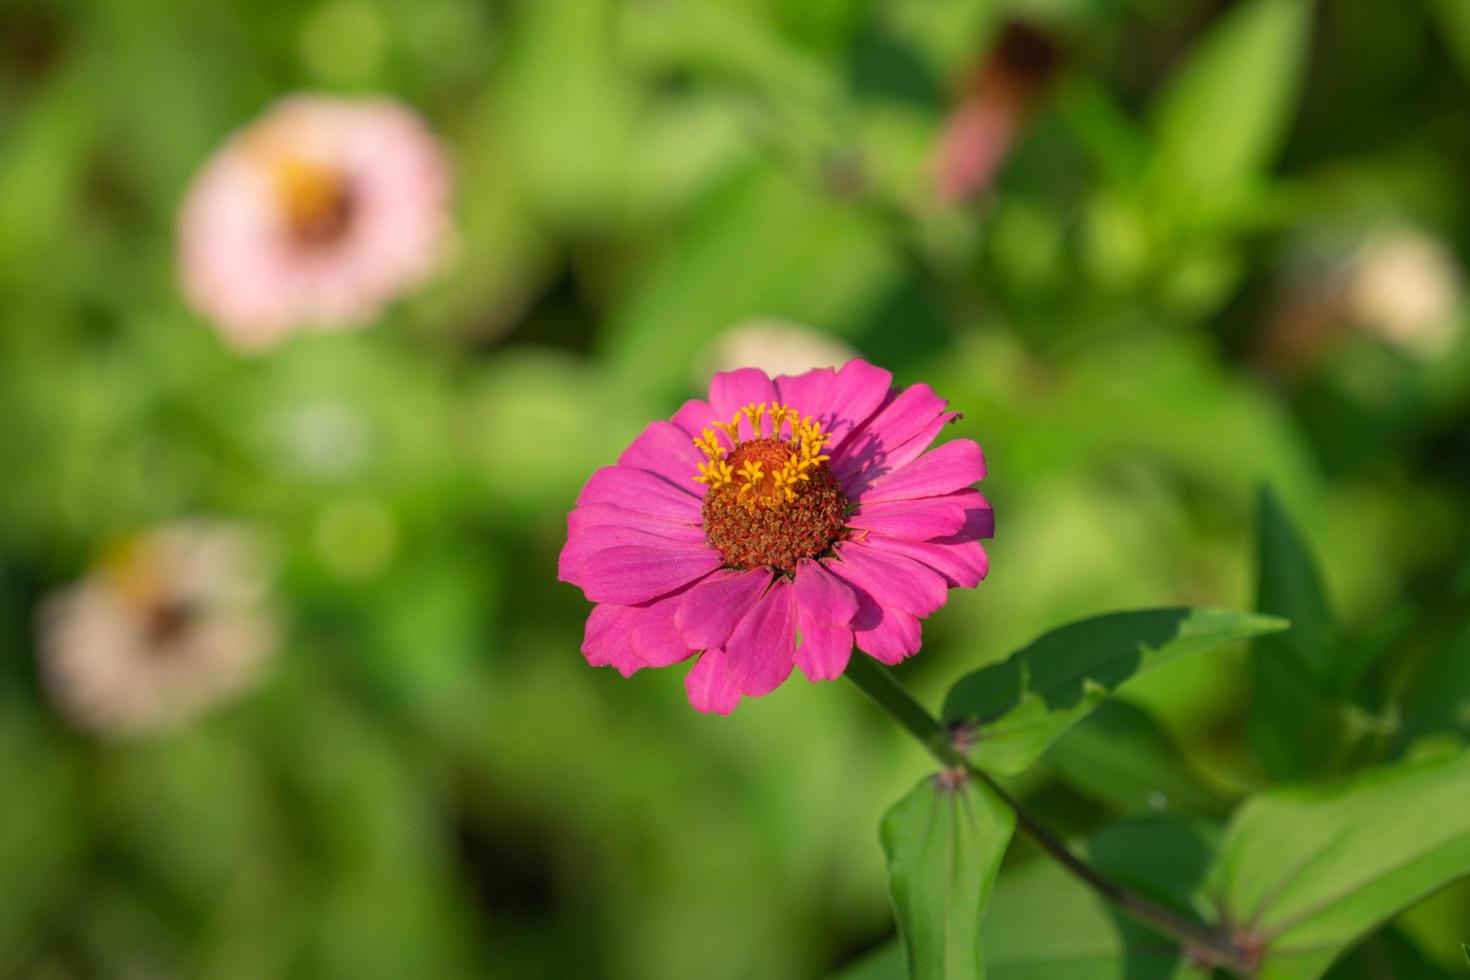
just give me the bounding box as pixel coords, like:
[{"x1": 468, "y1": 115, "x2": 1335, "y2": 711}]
[
  {"x1": 97, "y1": 539, "x2": 195, "y2": 645},
  {"x1": 273, "y1": 157, "x2": 353, "y2": 245},
  {"x1": 693, "y1": 402, "x2": 848, "y2": 572}
]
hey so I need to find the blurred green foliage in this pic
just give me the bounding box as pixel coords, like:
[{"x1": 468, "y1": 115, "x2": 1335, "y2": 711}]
[{"x1": 2, "y1": 0, "x2": 1469, "y2": 977}]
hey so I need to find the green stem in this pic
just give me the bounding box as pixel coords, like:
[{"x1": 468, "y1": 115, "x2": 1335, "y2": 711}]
[{"x1": 844, "y1": 655, "x2": 1253, "y2": 977}]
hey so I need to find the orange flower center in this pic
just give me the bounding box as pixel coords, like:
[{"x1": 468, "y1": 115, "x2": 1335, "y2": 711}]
[
  {"x1": 692, "y1": 402, "x2": 848, "y2": 573},
  {"x1": 273, "y1": 157, "x2": 353, "y2": 246}
]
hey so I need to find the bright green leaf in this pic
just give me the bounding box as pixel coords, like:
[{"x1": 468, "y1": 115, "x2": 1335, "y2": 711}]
[
  {"x1": 943, "y1": 608, "x2": 1288, "y2": 776},
  {"x1": 1209, "y1": 749, "x2": 1470, "y2": 980},
  {"x1": 1149, "y1": 0, "x2": 1312, "y2": 208},
  {"x1": 881, "y1": 773, "x2": 1017, "y2": 980}
]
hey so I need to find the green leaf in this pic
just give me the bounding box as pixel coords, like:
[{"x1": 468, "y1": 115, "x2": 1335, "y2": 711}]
[
  {"x1": 1248, "y1": 486, "x2": 1349, "y2": 779},
  {"x1": 881, "y1": 773, "x2": 1017, "y2": 980},
  {"x1": 1046, "y1": 700, "x2": 1232, "y2": 817},
  {"x1": 1148, "y1": 0, "x2": 1312, "y2": 208},
  {"x1": 1425, "y1": 0, "x2": 1470, "y2": 83},
  {"x1": 943, "y1": 608, "x2": 1287, "y2": 776},
  {"x1": 1208, "y1": 749, "x2": 1470, "y2": 979},
  {"x1": 1254, "y1": 487, "x2": 1337, "y2": 680}
]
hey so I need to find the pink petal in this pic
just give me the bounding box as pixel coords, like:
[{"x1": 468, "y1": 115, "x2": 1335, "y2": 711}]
[
  {"x1": 617, "y1": 420, "x2": 705, "y2": 496},
  {"x1": 944, "y1": 489, "x2": 996, "y2": 541},
  {"x1": 724, "y1": 579, "x2": 797, "y2": 696},
  {"x1": 627, "y1": 595, "x2": 699, "y2": 668},
  {"x1": 855, "y1": 605, "x2": 923, "y2": 664},
  {"x1": 847, "y1": 496, "x2": 969, "y2": 540},
  {"x1": 793, "y1": 558, "x2": 860, "y2": 625},
  {"x1": 579, "y1": 545, "x2": 723, "y2": 605},
  {"x1": 708, "y1": 367, "x2": 777, "y2": 440},
  {"x1": 670, "y1": 398, "x2": 718, "y2": 438},
  {"x1": 833, "y1": 383, "x2": 958, "y2": 493},
  {"x1": 567, "y1": 503, "x2": 703, "y2": 540},
  {"x1": 815, "y1": 360, "x2": 892, "y2": 454},
  {"x1": 577, "y1": 466, "x2": 704, "y2": 521},
  {"x1": 793, "y1": 558, "x2": 859, "y2": 681},
  {"x1": 795, "y1": 623, "x2": 855, "y2": 681},
  {"x1": 685, "y1": 649, "x2": 743, "y2": 715},
  {"x1": 831, "y1": 542, "x2": 948, "y2": 617},
  {"x1": 856, "y1": 439, "x2": 986, "y2": 505},
  {"x1": 824, "y1": 559, "x2": 925, "y2": 665},
  {"x1": 674, "y1": 568, "x2": 773, "y2": 652},
  {"x1": 861, "y1": 535, "x2": 990, "y2": 589},
  {"x1": 559, "y1": 523, "x2": 709, "y2": 587},
  {"x1": 774, "y1": 366, "x2": 836, "y2": 416},
  {"x1": 582, "y1": 604, "x2": 644, "y2": 677}
]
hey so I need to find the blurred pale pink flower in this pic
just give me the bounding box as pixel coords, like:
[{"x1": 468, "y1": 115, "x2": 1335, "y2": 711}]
[
  {"x1": 177, "y1": 93, "x2": 452, "y2": 350},
  {"x1": 934, "y1": 23, "x2": 1061, "y2": 204},
  {"x1": 1258, "y1": 226, "x2": 1464, "y2": 376},
  {"x1": 559, "y1": 360, "x2": 992, "y2": 715},
  {"x1": 1346, "y1": 230, "x2": 1463, "y2": 360},
  {"x1": 700, "y1": 318, "x2": 860, "y2": 383},
  {"x1": 37, "y1": 521, "x2": 278, "y2": 737}
]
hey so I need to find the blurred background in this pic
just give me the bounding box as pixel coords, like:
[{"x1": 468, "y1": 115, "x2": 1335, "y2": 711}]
[{"x1": 2, "y1": 0, "x2": 1469, "y2": 976}]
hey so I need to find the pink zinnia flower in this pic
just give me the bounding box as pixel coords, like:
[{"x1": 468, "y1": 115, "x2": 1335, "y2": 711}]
[
  {"x1": 177, "y1": 93, "x2": 452, "y2": 351},
  {"x1": 559, "y1": 360, "x2": 993, "y2": 714}
]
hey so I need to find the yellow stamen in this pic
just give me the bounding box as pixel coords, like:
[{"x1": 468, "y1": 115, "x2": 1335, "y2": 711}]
[
  {"x1": 693, "y1": 428, "x2": 725, "y2": 461},
  {"x1": 690, "y1": 402, "x2": 835, "y2": 510},
  {"x1": 694, "y1": 459, "x2": 735, "y2": 487},
  {"x1": 741, "y1": 402, "x2": 767, "y2": 438}
]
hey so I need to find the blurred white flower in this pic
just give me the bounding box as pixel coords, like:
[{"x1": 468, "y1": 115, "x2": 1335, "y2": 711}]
[
  {"x1": 699, "y1": 318, "x2": 859, "y2": 384},
  {"x1": 37, "y1": 522, "x2": 279, "y2": 738},
  {"x1": 177, "y1": 93, "x2": 453, "y2": 351},
  {"x1": 1346, "y1": 230, "x2": 1463, "y2": 360}
]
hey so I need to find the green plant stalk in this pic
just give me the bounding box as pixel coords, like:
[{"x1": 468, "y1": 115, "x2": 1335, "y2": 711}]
[{"x1": 844, "y1": 654, "x2": 1252, "y2": 976}]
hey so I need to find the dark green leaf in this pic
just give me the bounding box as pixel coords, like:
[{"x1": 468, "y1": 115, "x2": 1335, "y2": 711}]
[
  {"x1": 1322, "y1": 928, "x2": 1462, "y2": 980},
  {"x1": 1248, "y1": 486, "x2": 1349, "y2": 779},
  {"x1": 943, "y1": 608, "x2": 1287, "y2": 776},
  {"x1": 1208, "y1": 749, "x2": 1470, "y2": 979},
  {"x1": 881, "y1": 772, "x2": 1016, "y2": 980}
]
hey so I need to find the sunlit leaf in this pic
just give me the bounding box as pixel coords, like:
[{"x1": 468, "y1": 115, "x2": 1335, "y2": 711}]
[
  {"x1": 1149, "y1": 0, "x2": 1312, "y2": 209},
  {"x1": 881, "y1": 772, "x2": 1016, "y2": 979},
  {"x1": 1208, "y1": 749, "x2": 1470, "y2": 980},
  {"x1": 943, "y1": 608, "x2": 1287, "y2": 776}
]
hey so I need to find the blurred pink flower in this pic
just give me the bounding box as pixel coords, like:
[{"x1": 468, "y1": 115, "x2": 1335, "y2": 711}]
[
  {"x1": 177, "y1": 94, "x2": 452, "y2": 350},
  {"x1": 935, "y1": 23, "x2": 1061, "y2": 203},
  {"x1": 37, "y1": 521, "x2": 278, "y2": 737},
  {"x1": 559, "y1": 360, "x2": 993, "y2": 714}
]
